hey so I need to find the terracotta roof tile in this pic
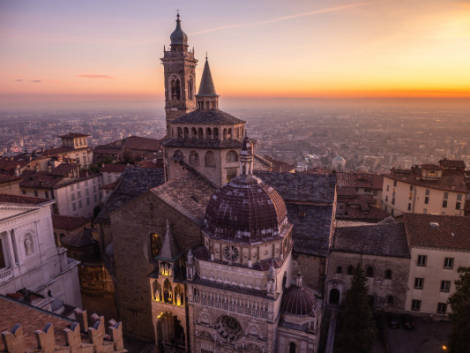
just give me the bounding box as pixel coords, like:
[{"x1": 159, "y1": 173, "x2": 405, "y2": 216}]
[
  {"x1": 403, "y1": 214, "x2": 470, "y2": 251},
  {"x1": 52, "y1": 215, "x2": 90, "y2": 231}
]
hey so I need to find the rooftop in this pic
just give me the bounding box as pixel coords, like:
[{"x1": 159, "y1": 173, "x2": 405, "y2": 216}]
[
  {"x1": 0, "y1": 193, "x2": 48, "y2": 205},
  {"x1": 52, "y1": 214, "x2": 90, "y2": 231},
  {"x1": 386, "y1": 161, "x2": 467, "y2": 193},
  {"x1": 101, "y1": 164, "x2": 127, "y2": 173},
  {"x1": 336, "y1": 172, "x2": 383, "y2": 190},
  {"x1": 151, "y1": 170, "x2": 215, "y2": 225},
  {"x1": 59, "y1": 133, "x2": 90, "y2": 138},
  {"x1": 403, "y1": 214, "x2": 470, "y2": 252},
  {"x1": 287, "y1": 204, "x2": 333, "y2": 257},
  {"x1": 255, "y1": 171, "x2": 336, "y2": 204},
  {"x1": 171, "y1": 109, "x2": 244, "y2": 125},
  {"x1": 97, "y1": 166, "x2": 165, "y2": 222},
  {"x1": 333, "y1": 222, "x2": 410, "y2": 258},
  {"x1": 0, "y1": 296, "x2": 73, "y2": 350}
]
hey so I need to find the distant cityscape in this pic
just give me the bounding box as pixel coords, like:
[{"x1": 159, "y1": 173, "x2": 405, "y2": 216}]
[{"x1": 2, "y1": 98, "x2": 470, "y2": 174}]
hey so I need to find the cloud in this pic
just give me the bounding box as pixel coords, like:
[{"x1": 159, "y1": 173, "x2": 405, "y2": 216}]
[
  {"x1": 192, "y1": 1, "x2": 370, "y2": 35},
  {"x1": 78, "y1": 74, "x2": 112, "y2": 79},
  {"x1": 31, "y1": 80, "x2": 41, "y2": 83}
]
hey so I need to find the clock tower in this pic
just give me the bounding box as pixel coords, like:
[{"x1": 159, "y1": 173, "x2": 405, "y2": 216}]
[{"x1": 161, "y1": 13, "x2": 198, "y2": 134}]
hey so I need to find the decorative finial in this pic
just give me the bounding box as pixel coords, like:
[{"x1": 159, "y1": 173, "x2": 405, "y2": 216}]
[{"x1": 205, "y1": 52, "x2": 208, "y2": 61}]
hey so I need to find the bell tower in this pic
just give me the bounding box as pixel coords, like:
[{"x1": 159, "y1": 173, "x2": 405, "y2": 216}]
[{"x1": 161, "y1": 13, "x2": 197, "y2": 134}]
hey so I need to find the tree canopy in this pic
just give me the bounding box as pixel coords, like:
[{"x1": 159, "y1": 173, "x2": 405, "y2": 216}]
[
  {"x1": 335, "y1": 264, "x2": 376, "y2": 353},
  {"x1": 448, "y1": 267, "x2": 470, "y2": 353}
]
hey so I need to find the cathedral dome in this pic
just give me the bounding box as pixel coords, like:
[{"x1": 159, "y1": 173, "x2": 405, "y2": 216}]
[
  {"x1": 170, "y1": 14, "x2": 188, "y2": 46},
  {"x1": 203, "y1": 174, "x2": 288, "y2": 243},
  {"x1": 281, "y1": 276, "x2": 317, "y2": 316}
]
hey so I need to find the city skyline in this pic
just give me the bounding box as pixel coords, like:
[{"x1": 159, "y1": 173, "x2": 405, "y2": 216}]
[{"x1": 1, "y1": 0, "x2": 470, "y2": 109}]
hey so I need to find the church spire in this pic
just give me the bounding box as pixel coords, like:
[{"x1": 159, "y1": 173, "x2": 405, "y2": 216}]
[
  {"x1": 196, "y1": 56, "x2": 218, "y2": 110},
  {"x1": 156, "y1": 219, "x2": 181, "y2": 262}
]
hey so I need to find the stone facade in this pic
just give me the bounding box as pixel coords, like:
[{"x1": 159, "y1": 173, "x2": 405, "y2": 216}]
[{"x1": 0, "y1": 196, "x2": 81, "y2": 311}]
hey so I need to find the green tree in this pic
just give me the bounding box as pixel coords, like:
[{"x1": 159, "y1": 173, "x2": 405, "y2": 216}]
[
  {"x1": 448, "y1": 267, "x2": 470, "y2": 353},
  {"x1": 335, "y1": 265, "x2": 376, "y2": 353}
]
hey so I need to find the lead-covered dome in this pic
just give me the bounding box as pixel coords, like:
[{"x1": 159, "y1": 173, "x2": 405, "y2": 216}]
[
  {"x1": 170, "y1": 14, "x2": 188, "y2": 46},
  {"x1": 281, "y1": 277, "x2": 317, "y2": 316},
  {"x1": 203, "y1": 174, "x2": 288, "y2": 243}
]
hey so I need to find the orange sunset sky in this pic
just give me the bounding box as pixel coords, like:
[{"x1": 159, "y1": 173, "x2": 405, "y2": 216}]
[{"x1": 1, "y1": 0, "x2": 470, "y2": 104}]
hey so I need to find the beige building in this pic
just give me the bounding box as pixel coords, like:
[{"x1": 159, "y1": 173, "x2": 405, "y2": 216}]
[
  {"x1": 43, "y1": 133, "x2": 93, "y2": 169},
  {"x1": 326, "y1": 222, "x2": 410, "y2": 311},
  {"x1": 382, "y1": 159, "x2": 467, "y2": 217},
  {"x1": 403, "y1": 214, "x2": 470, "y2": 317}
]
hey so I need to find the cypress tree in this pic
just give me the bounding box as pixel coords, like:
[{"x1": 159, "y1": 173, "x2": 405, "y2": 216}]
[
  {"x1": 448, "y1": 267, "x2": 470, "y2": 353},
  {"x1": 335, "y1": 265, "x2": 376, "y2": 353}
]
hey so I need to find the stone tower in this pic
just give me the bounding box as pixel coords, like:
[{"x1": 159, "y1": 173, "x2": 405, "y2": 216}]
[
  {"x1": 163, "y1": 57, "x2": 246, "y2": 187},
  {"x1": 161, "y1": 13, "x2": 198, "y2": 133}
]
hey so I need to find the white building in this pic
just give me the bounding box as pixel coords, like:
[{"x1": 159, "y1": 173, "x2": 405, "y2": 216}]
[
  {"x1": 20, "y1": 167, "x2": 101, "y2": 218},
  {"x1": 0, "y1": 194, "x2": 81, "y2": 312},
  {"x1": 403, "y1": 214, "x2": 470, "y2": 317}
]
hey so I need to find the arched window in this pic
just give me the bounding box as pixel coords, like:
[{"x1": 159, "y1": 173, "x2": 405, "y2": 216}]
[
  {"x1": 170, "y1": 77, "x2": 181, "y2": 100},
  {"x1": 205, "y1": 151, "x2": 216, "y2": 168},
  {"x1": 198, "y1": 128, "x2": 203, "y2": 139},
  {"x1": 163, "y1": 278, "x2": 173, "y2": 303},
  {"x1": 366, "y1": 266, "x2": 374, "y2": 278},
  {"x1": 189, "y1": 151, "x2": 200, "y2": 166},
  {"x1": 336, "y1": 266, "x2": 342, "y2": 274},
  {"x1": 173, "y1": 150, "x2": 184, "y2": 162},
  {"x1": 289, "y1": 342, "x2": 296, "y2": 353},
  {"x1": 213, "y1": 128, "x2": 219, "y2": 139},
  {"x1": 191, "y1": 127, "x2": 197, "y2": 137},
  {"x1": 227, "y1": 128, "x2": 232, "y2": 139},
  {"x1": 206, "y1": 128, "x2": 212, "y2": 139},
  {"x1": 24, "y1": 233, "x2": 34, "y2": 256},
  {"x1": 177, "y1": 127, "x2": 183, "y2": 138},
  {"x1": 223, "y1": 128, "x2": 227, "y2": 140},
  {"x1": 387, "y1": 295, "x2": 394, "y2": 305},
  {"x1": 150, "y1": 233, "x2": 161, "y2": 257},
  {"x1": 226, "y1": 150, "x2": 238, "y2": 163},
  {"x1": 174, "y1": 285, "x2": 184, "y2": 306},
  {"x1": 188, "y1": 77, "x2": 194, "y2": 99},
  {"x1": 385, "y1": 269, "x2": 392, "y2": 279},
  {"x1": 347, "y1": 265, "x2": 354, "y2": 275},
  {"x1": 153, "y1": 281, "x2": 162, "y2": 302},
  {"x1": 183, "y1": 127, "x2": 189, "y2": 139}
]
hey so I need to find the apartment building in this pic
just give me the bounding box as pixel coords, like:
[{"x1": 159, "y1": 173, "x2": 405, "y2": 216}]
[{"x1": 382, "y1": 159, "x2": 467, "y2": 216}]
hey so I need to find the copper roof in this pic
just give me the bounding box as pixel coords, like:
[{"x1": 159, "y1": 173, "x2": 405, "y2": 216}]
[
  {"x1": 281, "y1": 285, "x2": 316, "y2": 316},
  {"x1": 404, "y1": 214, "x2": 470, "y2": 251},
  {"x1": 204, "y1": 175, "x2": 288, "y2": 243}
]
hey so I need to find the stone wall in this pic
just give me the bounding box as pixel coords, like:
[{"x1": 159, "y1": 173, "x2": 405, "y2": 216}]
[{"x1": 111, "y1": 191, "x2": 202, "y2": 341}]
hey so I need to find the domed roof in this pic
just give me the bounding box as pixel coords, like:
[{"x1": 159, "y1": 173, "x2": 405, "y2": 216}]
[
  {"x1": 332, "y1": 155, "x2": 345, "y2": 162},
  {"x1": 170, "y1": 14, "x2": 188, "y2": 46},
  {"x1": 281, "y1": 279, "x2": 317, "y2": 316},
  {"x1": 203, "y1": 174, "x2": 288, "y2": 243}
]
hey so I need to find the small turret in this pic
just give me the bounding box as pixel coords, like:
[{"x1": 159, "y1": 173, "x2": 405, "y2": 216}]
[{"x1": 196, "y1": 56, "x2": 219, "y2": 111}]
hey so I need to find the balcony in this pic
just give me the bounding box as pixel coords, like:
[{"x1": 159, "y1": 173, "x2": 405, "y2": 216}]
[{"x1": 0, "y1": 267, "x2": 13, "y2": 283}]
